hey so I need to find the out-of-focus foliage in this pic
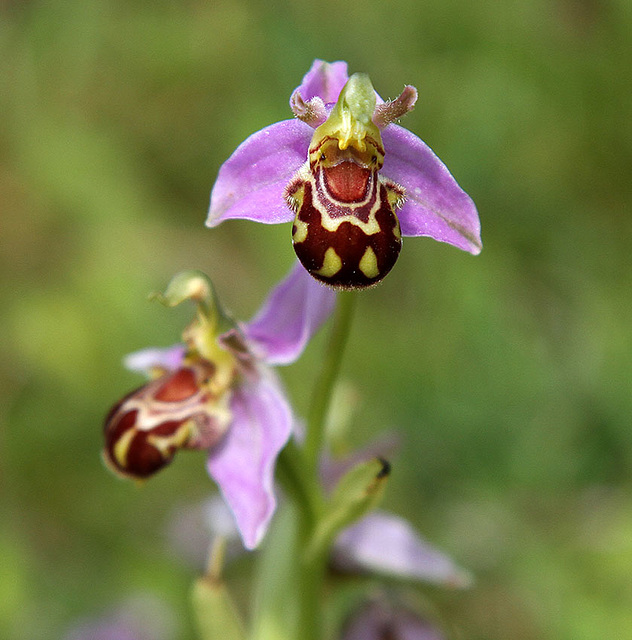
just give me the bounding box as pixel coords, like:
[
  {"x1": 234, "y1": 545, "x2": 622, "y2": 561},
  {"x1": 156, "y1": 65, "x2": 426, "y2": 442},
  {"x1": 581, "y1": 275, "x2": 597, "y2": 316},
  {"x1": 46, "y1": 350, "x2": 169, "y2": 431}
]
[{"x1": 1, "y1": 1, "x2": 631, "y2": 639}]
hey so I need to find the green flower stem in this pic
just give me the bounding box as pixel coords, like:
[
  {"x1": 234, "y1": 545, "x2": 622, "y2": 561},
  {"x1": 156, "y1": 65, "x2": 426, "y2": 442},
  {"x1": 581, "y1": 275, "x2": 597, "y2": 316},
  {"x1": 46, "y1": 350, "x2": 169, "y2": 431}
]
[
  {"x1": 304, "y1": 291, "x2": 356, "y2": 477},
  {"x1": 250, "y1": 439, "x2": 323, "y2": 640},
  {"x1": 257, "y1": 291, "x2": 357, "y2": 640},
  {"x1": 294, "y1": 290, "x2": 356, "y2": 640},
  {"x1": 296, "y1": 540, "x2": 327, "y2": 640},
  {"x1": 264, "y1": 458, "x2": 326, "y2": 640},
  {"x1": 272, "y1": 443, "x2": 326, "y2": 640},
  {"x1": 277, "y1": 440, "x2": 324, "y2": 526},
  {"x1": 192, "y1": 535, "x2": 246, "y2": 640}
]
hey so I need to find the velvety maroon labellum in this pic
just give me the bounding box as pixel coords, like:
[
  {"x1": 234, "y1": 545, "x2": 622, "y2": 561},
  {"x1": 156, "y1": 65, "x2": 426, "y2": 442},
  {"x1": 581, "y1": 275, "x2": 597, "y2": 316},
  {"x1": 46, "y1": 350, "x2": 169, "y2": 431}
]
[
  {"x1": 289, "y1": 162, "x2": 403, "y2": 289},
  {"x1": 103, "y1": 363, "x2": 228, "y2": 480}
]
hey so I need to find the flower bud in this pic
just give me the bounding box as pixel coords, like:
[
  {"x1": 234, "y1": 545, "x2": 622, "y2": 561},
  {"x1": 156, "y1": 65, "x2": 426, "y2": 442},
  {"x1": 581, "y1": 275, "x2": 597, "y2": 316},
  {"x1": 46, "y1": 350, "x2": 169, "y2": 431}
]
[{"x1": 103, "y1": 362, "x2": 231, "y2": 480}]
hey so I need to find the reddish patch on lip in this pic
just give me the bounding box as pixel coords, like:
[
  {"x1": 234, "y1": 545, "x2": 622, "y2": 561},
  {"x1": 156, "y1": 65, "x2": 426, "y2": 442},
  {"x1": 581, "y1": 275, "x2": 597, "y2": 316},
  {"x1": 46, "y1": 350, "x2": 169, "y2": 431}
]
[
  {"x1": 323, "y1": 162, "x2": 370, "y2": 203},
  {"x1": 154, "y1": 368, "x2": 199, "y2": 402}
]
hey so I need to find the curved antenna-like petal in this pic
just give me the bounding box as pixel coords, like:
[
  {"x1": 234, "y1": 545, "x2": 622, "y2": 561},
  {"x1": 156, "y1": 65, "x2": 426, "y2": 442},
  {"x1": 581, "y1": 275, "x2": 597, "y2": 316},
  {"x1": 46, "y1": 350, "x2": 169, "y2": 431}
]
[
  {"x1": 206, "y1": 119, "x2": 312, "y2": 227},
  {"x1": 207, "y1": 372, "x2": 292, "y2": 549},
  {"x1": 382, "y1": 125, "x2": 482, "y2": 254},
  {"x1": 295, "y1": 59, "x2": 349, "y2": 104},
  {"x1": 243, "y1": 262, "x2": 337, "y2": 366},
  {"x1": 332, "y1": 510, "x2": 472, "y2": 588}
]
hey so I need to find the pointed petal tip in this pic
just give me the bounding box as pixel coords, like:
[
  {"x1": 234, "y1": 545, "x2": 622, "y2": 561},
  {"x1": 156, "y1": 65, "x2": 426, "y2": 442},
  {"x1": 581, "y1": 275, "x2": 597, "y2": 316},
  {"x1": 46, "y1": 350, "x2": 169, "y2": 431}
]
[
  {"x1": 470, "y1": 239, "x2": 483, "y2": 255},
  {"x1": 204, "y1": 210, "x2": 221, "y2": 228},
  {"x1": 333, "y1": 510, "x2": 472, "y2": 589},
  {"x1": 460, "y1": 227, "x2": 483, "y2": 255},
  {"x1": 207, "y1": 119, "x2": 312, "y2": 228},
  {"x1": 240, "y1": 514, "x2": 269, "y2": 550},
  {"x1": 382, "y1": 125, "x2": 482, "y2": 253}
]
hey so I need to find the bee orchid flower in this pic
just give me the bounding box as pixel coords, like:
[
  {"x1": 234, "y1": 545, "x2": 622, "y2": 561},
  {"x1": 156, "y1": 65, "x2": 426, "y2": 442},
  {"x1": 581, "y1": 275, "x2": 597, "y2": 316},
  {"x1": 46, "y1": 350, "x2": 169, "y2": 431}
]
[
  {"x1": 207, "y1": 59, "x2": 481, "y2": 289},
  {"x1": 103, "y1": 264, "x2": 336, "y2": 549}
]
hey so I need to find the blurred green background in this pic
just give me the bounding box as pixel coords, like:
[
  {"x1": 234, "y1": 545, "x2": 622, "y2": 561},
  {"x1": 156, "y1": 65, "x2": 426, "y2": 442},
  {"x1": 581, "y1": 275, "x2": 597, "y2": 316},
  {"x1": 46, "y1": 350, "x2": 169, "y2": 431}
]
[{"x1": 2, "y1": 0, "x2": 631, "y2": 638}]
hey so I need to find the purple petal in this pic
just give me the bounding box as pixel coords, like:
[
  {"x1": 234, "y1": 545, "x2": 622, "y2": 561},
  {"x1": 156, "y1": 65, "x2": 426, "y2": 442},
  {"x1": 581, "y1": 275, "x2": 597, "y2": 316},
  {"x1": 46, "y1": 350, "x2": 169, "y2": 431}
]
[
  {"x1": 333, "y1": 511, "x2": 472, "y2": 588},
  {"x1": 295, "y1": 59, "x2": 349, "y2": 104},
  {"x1": 382, "y1": 125, "x2": 482, "y2": 254},
  {"x1": 343, "y1": 602, "x2": 445, "y2": 640},
  {"x1": 207, "y1": 371, "x2": 292, "y2": 549},
  {"x1": 123, "y1": 344, "x2": 186, "y2": 375},
  {"x1": 243, "y1": 262, "x2": 337, "y2": 366},
  {"x1": 64, "y1": 595, "x2": 177, "y2": 640},
  {"x1": 206, "y1": 119, "x2": 312, "y2": 227}
]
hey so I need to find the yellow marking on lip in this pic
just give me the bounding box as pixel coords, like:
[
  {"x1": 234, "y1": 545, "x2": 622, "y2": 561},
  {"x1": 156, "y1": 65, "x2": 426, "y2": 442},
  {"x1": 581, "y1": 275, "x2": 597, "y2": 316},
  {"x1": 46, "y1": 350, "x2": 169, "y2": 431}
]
[
  {"x1": 318, "y1": 207, "x2": 382, "y2": 235},
  {"x1": 315, "y1": 247, "x2": 342, "y2": 278},
  {"x1": 359, "y1": 246, "x2": 379, "y2": 279},
  {"x1": 147, "y1": 421, "x2": 194, "y2": 456},
  {"x1": 113, "y1": 427, "x2": 136, "y2": 466},
  {"x1": 292, "y1": 218, "x2": 309, "y2": 244},
  {"x1": 314, "y1": 171, "x2": 383, "y2": 235}
]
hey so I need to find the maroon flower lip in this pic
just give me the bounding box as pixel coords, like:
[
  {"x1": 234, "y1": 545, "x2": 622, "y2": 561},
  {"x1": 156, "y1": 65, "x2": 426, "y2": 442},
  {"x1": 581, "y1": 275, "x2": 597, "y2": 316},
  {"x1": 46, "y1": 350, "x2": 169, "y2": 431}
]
[
  {"x1": 102, "y1": 364, "x2": 223, "y2": 480},
  {"x1": 291, "y1": 165, "x2": 402, "y2": 289}
]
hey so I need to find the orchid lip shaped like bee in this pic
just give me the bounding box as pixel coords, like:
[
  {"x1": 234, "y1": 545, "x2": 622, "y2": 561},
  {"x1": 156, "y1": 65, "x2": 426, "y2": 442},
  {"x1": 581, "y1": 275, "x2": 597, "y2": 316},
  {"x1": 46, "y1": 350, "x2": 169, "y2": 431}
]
[
  {"x1": 102, "y1": 359, "x2": 232, "y2": 480},
  {"x1": 206, "y1": 60, "x2": 482, "y2": 290},
  {"x1": 286, "y1": 74, "x2": 406, "y2": 289}
]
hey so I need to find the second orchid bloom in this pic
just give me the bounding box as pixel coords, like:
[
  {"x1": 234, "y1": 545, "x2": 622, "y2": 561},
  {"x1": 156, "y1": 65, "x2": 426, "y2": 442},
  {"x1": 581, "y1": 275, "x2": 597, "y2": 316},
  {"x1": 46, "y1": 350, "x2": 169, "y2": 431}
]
[
  {"x1": 207, "y1": 60, "x2": 481, "y2": 289},
  {"x1": 103, "y1": 265, "x2": 336, "y2": 549}
]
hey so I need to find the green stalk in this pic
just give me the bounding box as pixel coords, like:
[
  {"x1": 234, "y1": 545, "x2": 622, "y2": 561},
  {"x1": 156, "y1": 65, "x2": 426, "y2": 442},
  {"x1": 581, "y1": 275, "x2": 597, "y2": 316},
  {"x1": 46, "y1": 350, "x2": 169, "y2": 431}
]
[
  {"x1": 252, "y1": 290, "x2": 357, "y2": 640},
  {"x1": 277, "y1": 440, "x2": 323, "y2": 526},
  {"x1": 264, "y1": 440, "x2": 326, "y2": 640},
  {"x1": 297, "y1": 290, "x2": 357, "y2": 640},
  {"x1": 304, "y1": 291, "x2": 356, "y2": 476}
]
